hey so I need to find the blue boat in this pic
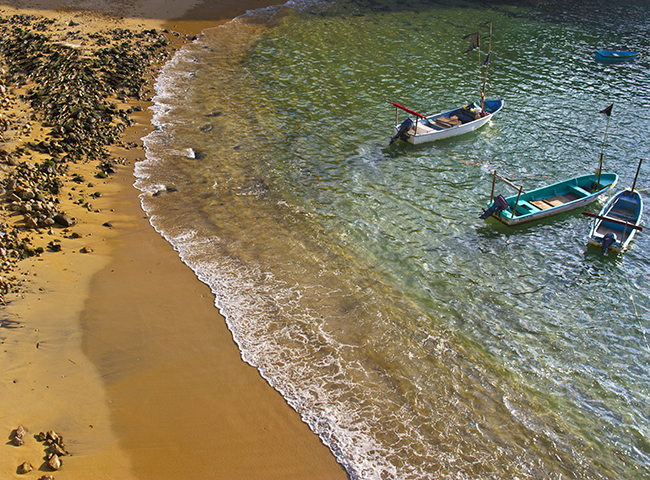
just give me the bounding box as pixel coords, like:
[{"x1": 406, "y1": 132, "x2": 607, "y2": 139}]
[
  {"x1": 583, "y1": 159, "x2": 644, "y2": 256},
  {"x1": 595, "y1": 50, "x2": 640, "y2": 62},
  {"x1": 481, "y1": 102, "x2": 623, "y2": 227},
  {"x1": 584, "y1": 189, "x2": 643, "y2": 255}
]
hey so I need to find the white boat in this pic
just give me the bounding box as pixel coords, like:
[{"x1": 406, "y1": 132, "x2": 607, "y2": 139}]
[
  {"x1": 390, "y1": 99, "x2": 504, "y2": 145},
  {"x1": 390, "y1": 21, "x2": 502, "y2": 145},
  {"x1": 583, "y1": 159, "x2": 644, "y2": 256}
]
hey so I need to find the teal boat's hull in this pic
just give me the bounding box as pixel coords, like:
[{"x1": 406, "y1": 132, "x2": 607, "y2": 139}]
[{"x1": 488, "y1": 173, "x2": 618, "y2": 226}]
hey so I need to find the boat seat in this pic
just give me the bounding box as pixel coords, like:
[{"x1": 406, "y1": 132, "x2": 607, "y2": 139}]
[
  {"x1": 608, "y1": 210, "x2": 636, "y2": 222},
  {"x1": 530, "y1": 198, "x2": 563, "y2": 210},
  {"x1": 409, "y1": 123, "x2": 435, "y2": 135},
  {"x1": 568, "y1": 185, "x2": 590, "y2": 197},
  {"x1": 530, "y1": 200, "x2": 552, "y2": 210},
  {"x1": 615, "y1": 198, "x2": 637, "y2": 211},
  {"x1": 514, "y1": 200, "x2": 540, "y2": 215},
  {"x1": 434, "y1": 116, "x2": 461, "y2": 128}
]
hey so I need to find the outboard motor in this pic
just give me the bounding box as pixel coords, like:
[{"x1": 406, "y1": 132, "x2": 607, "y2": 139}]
[
  {"x1": 601, "y1": 232, "x2": 617, "y2": 256},
  {"x1": 479, "y1": 195, "x2": 509, "y2": 220},
  {"x1": 390, "y1": 118, "x2": 414, "y2": 144}
]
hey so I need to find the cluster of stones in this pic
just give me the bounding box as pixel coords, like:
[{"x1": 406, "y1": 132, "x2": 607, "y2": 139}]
[
  {"x1": 12, "y1": 425, "x2": 66, "y2": 477},
  {"x1": 0, "y1": 13, "x2": 179, "y2": 303},
  {"x1": 0, "y1": 15, "x2": 169, "y2": 163}
]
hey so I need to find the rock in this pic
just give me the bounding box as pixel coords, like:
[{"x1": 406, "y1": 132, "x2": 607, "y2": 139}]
[
  {"x1": 18, "y1": 461, "x2": 33, "y2": 473},
  {"x1": 47, "y1": 242, "x2": 62, "y2": 252},
  {"x1": 48, "y1": 454, "x2": 61, "y2": 470},
  {"x1": 45, "y1": 431, "x2": 60, "y2": 445},
  {"x1": 53, "y1": 214, "x2": 74, "y2": 227},
  {"x1": 48, "y1": 442, "x2": 67, "y2": 456},
  {"x1": 12, "y1": 425, "x2": 26, "y2": 445},
  {"x1": 80, "y1": 246, "x2": 93, "y2": 254},
  {"x1": 24, "y1": 216, "x2": 38, "y2": 230},
  {"x1": 16, "y1": 188, "x2": 35, "y2": 201}
]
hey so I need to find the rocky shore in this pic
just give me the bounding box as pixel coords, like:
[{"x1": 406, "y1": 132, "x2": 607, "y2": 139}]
[{"x1": 0, "y1": 12, "x2": 189, "y2": 304}]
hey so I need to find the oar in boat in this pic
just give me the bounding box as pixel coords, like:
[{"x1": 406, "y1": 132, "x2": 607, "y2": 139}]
[{"x1": 581, "y1": 211, "x2": 643, "y2": 231}]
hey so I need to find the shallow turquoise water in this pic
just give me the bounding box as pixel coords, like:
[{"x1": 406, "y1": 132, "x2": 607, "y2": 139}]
[{"x1": 136, "y1": 1, "x2": 650, "y2": 478}]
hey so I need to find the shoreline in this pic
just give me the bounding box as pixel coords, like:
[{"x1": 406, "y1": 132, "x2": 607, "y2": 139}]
[{"x1": 0, "y1": 2, "x2": 348, "y2": 479}]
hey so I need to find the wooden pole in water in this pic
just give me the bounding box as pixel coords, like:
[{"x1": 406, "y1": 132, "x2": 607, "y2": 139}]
[
  {"x1": 490, "y1": 170, "x2": 497, "y2": 202},
  {"x1": 512, "y1": 185, "x2": 523, "y2": 217},
  {"x1": 631, "y1": 158, "x2": 643, "y2": 193}
]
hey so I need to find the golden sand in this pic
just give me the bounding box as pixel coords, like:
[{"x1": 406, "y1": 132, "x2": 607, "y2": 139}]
[{"x1": 0, "y1": 2, "x2": 348, "y2": 478}]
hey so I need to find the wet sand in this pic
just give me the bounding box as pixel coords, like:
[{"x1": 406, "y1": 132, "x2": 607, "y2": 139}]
[{"x1": 0, "y1": 1, "x2": 348, "y2": 478}]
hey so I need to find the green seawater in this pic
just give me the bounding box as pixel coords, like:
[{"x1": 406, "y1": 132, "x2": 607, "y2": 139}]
[{"x1": 137, "y1": 1, "x2": 650, "y2": 478}]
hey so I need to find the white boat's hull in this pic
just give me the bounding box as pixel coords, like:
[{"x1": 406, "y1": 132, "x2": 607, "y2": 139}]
[{"x1": 407, "y1": 113, "x2": 495, "y2": 144}]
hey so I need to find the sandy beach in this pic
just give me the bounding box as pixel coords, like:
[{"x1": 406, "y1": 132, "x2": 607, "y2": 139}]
[{"x1": 0, "y1": 1, "x2": 348, "y2": 479}]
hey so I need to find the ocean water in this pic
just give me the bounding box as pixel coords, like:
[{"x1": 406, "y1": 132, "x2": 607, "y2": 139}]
[{"x1": 135, "y1": 0, "x2": 650, "y2": 478}]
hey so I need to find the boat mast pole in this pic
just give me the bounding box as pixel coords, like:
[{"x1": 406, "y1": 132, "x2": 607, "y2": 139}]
[
  {"x1": 477, "y1": 32, "x2": 482, "y2": 104},
  {"x1": 480, "y1": 21, "x2": 492, "y2": 110},
  {"x1": 596, "y1": 110, "x2": 611, "y2": 188},
  {"x1": 631, "y1": 158, "x2": 643, "y2": 192}
]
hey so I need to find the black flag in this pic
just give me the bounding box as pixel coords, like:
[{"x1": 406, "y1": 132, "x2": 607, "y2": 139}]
[
  {"x1": 599, "y1": 103, "x2": 613, "y2": 117},
  {"x1": 463, "y1": 32, "x2": 479, "y2": 53},
  {"x1": 482, "y1": 52, "x2": 490, "y2": 66}
]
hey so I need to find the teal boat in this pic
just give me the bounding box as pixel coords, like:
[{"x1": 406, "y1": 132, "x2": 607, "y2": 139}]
[
  {"x1": 480, "y1": 173, "x2": 618, "y2": 226},
  {"x1": 481, "y1": 102, "x2": 620, "y2": 226}
]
